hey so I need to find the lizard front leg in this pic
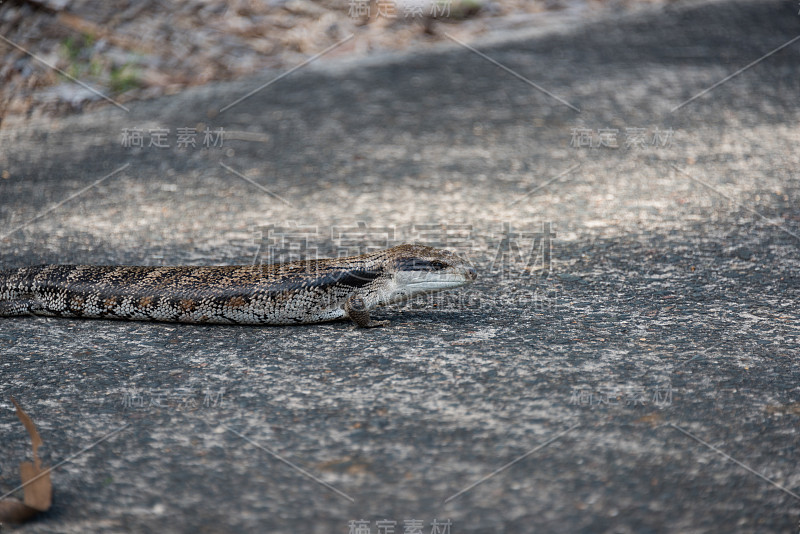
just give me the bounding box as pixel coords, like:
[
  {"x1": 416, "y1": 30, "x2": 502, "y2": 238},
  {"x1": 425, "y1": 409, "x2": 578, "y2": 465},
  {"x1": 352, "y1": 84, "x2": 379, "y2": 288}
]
[{"x1": 344, "y1": 294, "x2": 389, "y2": 328}]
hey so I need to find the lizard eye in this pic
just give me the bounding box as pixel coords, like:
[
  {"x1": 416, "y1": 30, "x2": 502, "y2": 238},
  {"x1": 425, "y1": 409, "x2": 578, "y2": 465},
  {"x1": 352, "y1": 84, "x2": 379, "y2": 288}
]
[{"x1": 428, "y1": 260, "x2": 448, "y2": 270}]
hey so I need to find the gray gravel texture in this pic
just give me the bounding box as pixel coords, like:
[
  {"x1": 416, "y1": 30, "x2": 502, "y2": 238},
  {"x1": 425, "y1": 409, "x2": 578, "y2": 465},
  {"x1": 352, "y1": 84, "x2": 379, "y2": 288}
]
[{"x1": 1, "y1": 0, "x2": 799, "y2": 532}]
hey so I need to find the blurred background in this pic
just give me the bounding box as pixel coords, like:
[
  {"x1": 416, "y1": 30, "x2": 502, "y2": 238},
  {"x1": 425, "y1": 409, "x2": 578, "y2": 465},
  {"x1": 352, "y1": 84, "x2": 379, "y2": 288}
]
[{"x1": 1, "y1": 0, "x2": 677, "y2": 125}]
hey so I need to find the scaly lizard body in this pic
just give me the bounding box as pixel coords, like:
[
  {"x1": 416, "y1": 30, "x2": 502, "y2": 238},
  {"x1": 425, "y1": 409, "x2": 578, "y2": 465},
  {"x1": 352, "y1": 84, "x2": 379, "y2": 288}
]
[{"x1": 0, "y1": 244, "x2": 476, "y2": 327}]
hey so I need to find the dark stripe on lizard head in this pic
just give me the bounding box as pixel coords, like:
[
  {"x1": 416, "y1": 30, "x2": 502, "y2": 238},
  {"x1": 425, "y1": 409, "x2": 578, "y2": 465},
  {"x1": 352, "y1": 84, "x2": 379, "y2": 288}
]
[
  {"x1": 309, "y1": 268, "x2": 383, "y2": 289},
  {"x1": 265, "y1": 268, "x2": 384, "y2": 293},
  {"x1": 392, "y1": 258, "x2": 451, "y2": 272}
]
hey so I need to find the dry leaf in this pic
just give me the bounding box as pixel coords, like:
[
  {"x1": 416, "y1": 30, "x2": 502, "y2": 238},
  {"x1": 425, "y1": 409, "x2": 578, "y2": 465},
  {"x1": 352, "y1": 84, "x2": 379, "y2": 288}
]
[
  {"x1": 0, "y1": 397, "x2": 53, "y2": 524},
  {"x1": 0, "y1": 499, "x2": 39, "y2": 524},
  {"x1": 635, "y1": 412, "x2": 664, "y2": 426}
]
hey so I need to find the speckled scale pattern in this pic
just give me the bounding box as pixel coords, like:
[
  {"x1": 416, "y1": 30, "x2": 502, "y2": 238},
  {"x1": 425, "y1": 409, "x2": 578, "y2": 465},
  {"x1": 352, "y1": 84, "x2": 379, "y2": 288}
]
[{"x1": 0, "y1": 245, "x2": 475, "y2": 325}]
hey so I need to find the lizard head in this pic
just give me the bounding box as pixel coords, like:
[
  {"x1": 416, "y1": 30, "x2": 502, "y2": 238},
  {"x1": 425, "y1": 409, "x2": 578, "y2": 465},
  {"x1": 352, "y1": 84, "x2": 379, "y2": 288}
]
[{"x1": 385, "y1": 244, "x2": 477, "y2": 296}]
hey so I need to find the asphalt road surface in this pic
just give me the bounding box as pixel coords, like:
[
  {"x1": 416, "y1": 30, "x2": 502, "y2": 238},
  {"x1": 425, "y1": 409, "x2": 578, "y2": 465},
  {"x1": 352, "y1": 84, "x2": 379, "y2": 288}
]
[{"x1": 1, "y1": 0, "x2": 799, "y2": 532}]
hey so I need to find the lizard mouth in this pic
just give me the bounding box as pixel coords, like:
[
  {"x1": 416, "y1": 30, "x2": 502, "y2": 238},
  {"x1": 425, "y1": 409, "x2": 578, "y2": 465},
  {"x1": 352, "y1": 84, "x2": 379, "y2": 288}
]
[
  {"x1": 464, "y1": 266, "x2": 477, "y2": 282},
  {"x1": 395, "y1": 270, "x2": 475, "y2": 292}
]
